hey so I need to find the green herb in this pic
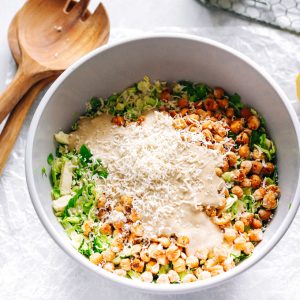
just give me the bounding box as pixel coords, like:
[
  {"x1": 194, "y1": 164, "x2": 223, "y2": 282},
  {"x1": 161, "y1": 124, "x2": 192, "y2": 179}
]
[
  {"x1": 80, "y1": 144, "x2": 92, "y2": 163},
  {"x1": 47, "y1": 153, "x2": 54, "y2": 165}
]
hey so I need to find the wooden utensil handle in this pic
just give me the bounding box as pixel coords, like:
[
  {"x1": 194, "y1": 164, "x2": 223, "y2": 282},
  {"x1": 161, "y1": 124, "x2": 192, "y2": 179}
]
[
  {"x1": 0, "y1": 64, "x2": 49, "y2": 124},
  {"x1": 0, "y1": 77, "x2": 55, "y2": 175}
]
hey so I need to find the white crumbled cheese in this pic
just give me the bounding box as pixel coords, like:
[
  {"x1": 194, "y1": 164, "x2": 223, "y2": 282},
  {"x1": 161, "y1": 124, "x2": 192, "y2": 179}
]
[
  {"x1": 59, "y1": 161, "x2": 74, "y2": 195},
  {"x1": 54, "y1": 131, "x2": 69, "y2": 144},
  {"x1": 52, "y1": 194, "x2": 72, "y2": 212}
]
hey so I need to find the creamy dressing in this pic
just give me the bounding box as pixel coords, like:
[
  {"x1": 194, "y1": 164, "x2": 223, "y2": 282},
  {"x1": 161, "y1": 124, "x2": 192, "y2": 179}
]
[{"x1": 69, "y1": 111, "x2": 225, "y2": 253}]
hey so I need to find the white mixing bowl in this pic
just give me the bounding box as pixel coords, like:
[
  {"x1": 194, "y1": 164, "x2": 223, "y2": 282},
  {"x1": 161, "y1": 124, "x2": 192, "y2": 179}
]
[{"x1": 26, "y1": 34, "x2": 300, "y2": 294}]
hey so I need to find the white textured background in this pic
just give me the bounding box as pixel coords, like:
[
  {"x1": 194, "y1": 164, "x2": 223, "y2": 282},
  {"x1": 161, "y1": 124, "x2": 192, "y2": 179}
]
[{"x1": 1, "y1": 1, "x2": 300, "y2": 299}]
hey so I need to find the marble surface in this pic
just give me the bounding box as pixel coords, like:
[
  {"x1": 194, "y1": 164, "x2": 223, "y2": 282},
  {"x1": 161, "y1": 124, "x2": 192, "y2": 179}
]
[{"x1": 1, "y1": 1, "x2": 300, "y2": 299}]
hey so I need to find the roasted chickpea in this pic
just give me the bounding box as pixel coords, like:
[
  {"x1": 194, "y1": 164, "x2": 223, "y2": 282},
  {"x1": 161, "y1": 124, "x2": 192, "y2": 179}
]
[
  {"x1": 204, "y1": 98, "x2": 218, "y2": 111},
  {"x1": 112, "y1": 116, "x2": 125, "y2": 126},
  {"x1": 131, "y1": 258, "x2": 145, "y2": 273},
  {"x1": 217, "y1": 99, "x2": 229, "y2": 109},
  {"x1": 230, "y1": 119, "x2": 244, "y2": 134},
  {"x1": 214, "y1": 87, "x2": 225, "y2": 99},
  {"x1": 233, "y1": 169, "x2": 246, "y2": 182},
  {"x1": 240, "y1": 160, "x2": 252, "y2": 174},
  {"x1": 250, "y1": 174, "x2": 261, "y2": 188},
  {"x1": 178, "y1": 98, "x2": 189, "y2": 108},
  {"x1": 240, "y1": 178, "x2": 252, "y2": 188},
  {"x1": 253, "y1": 187, "x2": 266, "y2": 201},
  {"x1": 160, "y1": 89, "x2": 171, "y2": 102},
  {"x1": 239, "y1": 144, "x2": 250, "y2": 158},
  {"x1": 227, "y1": 152, "x2": 237, "y2": 167},
  {"x1": 221, "y1": 160, "x2": 229, "y2": 172},
  {"x1": 137, "y1": 115, "x2": 145, "y2": 125},
  {"x1": 240, "y1": 212, "x2": 254, "y2": 226},
  {"x1": 180, "y1": 108, "x2": 189, "y2": 116},
  {"x1": 97, "y1": 195, "x2": 107, "y2": 208},
  {"x1": 232, "y1": 186, "x2": 243, "y2": 198},
  {"x1": 236, "y1": 132, "x2": 249, "y2": 144},
  {"x1": 202, "y1": 129, "x2": 213, "y2": 141},
  {"x1": 247, "y1": 115, "x2": 260, "y2": 130},
  {"x1": 258, "y1": 209, "x2": 272, "y2": 221},
  {"x1": 252, "y1": 218, "x2": 263, "y2": 229},
  {"x1": 215, "y1": 167, "x2": 223, "y2": 177},
  {"x1": 169, "y1": 110, "x2": 177, "y2": 118},
  {"x1": 262, "y1": 162, "x2": 275, "y2": 175},
  {"x1": 100, "y1": 223, "x2": 113, "y2": 235},
  {"x1": 262, "y1": 191, "x2": 278, "y2": 210},
  {"x1": 266, "y1": 185, "x2": 280, "y2": 197},
  {"x1": 234, "y1": 220, "x2": 245, "y2": 233},
  {"x1": 173, "y1": 118, "x2": 187, "y2": 130},
  {"x1": 252, "y1": 148, "x2": 265, "y2": 161},
  {"x1": 240, "y1": 107, "x2": 253, "y2": 120},
  {"x1": 251, "y1": 161, "x2": 263, "y2": 174},
  {"x1": 248, "y1": 229, "x2": 263, "y2": 242},
  {"x1": 225, "y1": 107, "x2": 234, "y2": 118}
]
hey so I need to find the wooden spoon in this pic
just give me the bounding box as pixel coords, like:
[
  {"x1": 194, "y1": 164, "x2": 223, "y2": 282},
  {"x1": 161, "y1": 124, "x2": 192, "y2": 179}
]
[
  {"x1": 0, "y1": 0, "x2": 109, "y2": 124},
  {"x1": 0, "y1": 1, "x2": 109, "y2": 175}
]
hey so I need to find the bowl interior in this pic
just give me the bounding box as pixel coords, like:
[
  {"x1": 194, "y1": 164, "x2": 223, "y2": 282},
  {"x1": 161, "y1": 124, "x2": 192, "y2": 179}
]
[{"x1": 27, "y1": 36, "x2": 300, "y2": 292}]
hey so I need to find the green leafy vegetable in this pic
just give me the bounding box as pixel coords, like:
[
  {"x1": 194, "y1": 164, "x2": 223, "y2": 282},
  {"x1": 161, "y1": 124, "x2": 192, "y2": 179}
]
[
  {"x1": 63, "y1": 187, "x2": 83, "y2": 218},
  {"x1": 127, "y1": 270, "x2": 141, "y2": 279},
  {"x1": 241, "y1": 195, "x2": 255, "y2": 213},
  {"x1": 51, "y1": 158, "x2": 63, "y2": 186},
  {"x1": 79, "y1": 239, "x2": 92, "y2": 257},
  {"x1": 222, "y1": 171, "x2": 234, "y2": 182},
  {"x1": 231, "y1": 253, "x2": 250, "y2": 264},
  {"x1": 178, "y1": 80, "x2": 210, "y2": 101},
  {"x1": 93, "y1": 234, "x2": 112, "y2": 253},
  {"x1": 265, "y1": 177, "x2": 274, "y2": 185},
  {"x1": 158, "y1": 264, "x2": 171, "y2": 275},
  {"x1": 52, "y1": 186, "x2": 61, "y2": 199},
  {"x1": 227, "y1": 200, "x2": 239, "y2": 219},
  {"x1": 254, "y1": 133, "x2": 276, "y2": 161},
  {"x1": 229, "y1": 93, "x2": 244, "y2": 114},
  {"x1": 80, "y1": 144, "x2": 92, "y2": 163},
  {"x1": 249, "y1": 127, "x2": 265, "y2": 151}
]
